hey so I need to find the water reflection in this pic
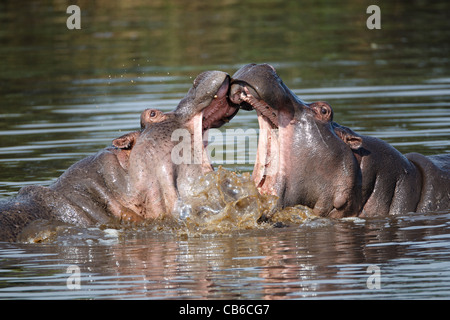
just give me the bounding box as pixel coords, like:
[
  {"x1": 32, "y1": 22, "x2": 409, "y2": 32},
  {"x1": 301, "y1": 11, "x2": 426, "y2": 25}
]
[{"x1": 1, "y1": 211, "x2": 449, "y2": 299}]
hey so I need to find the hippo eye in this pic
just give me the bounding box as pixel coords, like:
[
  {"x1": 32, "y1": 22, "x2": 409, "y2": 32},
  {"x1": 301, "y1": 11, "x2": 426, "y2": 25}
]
[
  {"x1": 321, "y1": 107, "x2": 328, "y2": 115},
  {"x1": 150, "y1": 111, "x2": 156, "y2": 117}
]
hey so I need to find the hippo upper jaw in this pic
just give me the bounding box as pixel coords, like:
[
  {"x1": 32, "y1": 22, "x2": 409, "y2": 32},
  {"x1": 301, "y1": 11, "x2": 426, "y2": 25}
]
[
  {"x1": 178, "y1": 72, "x2": 239, "y2": 174},
  {"x1": 201, "y1": 75, "x2": 239, "y2": 131},
  {"x1": 175, "y1": 71, "x2": 239, "y2": 135}
]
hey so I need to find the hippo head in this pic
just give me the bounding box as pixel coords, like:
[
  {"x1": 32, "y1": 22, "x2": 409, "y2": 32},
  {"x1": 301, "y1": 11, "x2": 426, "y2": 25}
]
[
  {"x1": 112, "y1": 109, "x2": 168, "y2": 152},
  {"x1": 111, "y1": 71, "x2": 239, "y2": 220},
  {"x1": 230, "y1": 63, "x2": 363, "y2": 217}
]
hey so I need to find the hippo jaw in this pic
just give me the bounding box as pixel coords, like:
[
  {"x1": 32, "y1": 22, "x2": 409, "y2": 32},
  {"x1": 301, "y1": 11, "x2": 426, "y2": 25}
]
[
  {"x1": 175, "y1": 71, "x2": 239, "y2": 173},
  {"x1": 201, "y1": 75, "x2": 239, "y2": 131},
  {"x1": 175, "y1": 71, "x2": 239, "y2": 134},
  {"x1": 230, "y1": 84, "x2": 286, "y2": 197},
  {"x1": 230, "y1": 64, "x2": 297, "y2": 198}
]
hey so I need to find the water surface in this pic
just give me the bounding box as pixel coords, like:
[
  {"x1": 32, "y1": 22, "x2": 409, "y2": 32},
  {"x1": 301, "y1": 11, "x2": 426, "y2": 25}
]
[{"x1": 0, "y1": 0, "x2": 449, "y2": 299}]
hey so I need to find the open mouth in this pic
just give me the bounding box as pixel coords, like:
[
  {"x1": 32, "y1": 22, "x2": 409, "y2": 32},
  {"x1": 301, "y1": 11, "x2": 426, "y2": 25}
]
[
  {"x1": 201, "y1": 77, "x2": 239, "y2": 133},
  {"x1": 229, "y1": 83, "x2": 281, "y2": 196},
  {"x1": 185, "y1": 76, "x2": 239, "y2": 172}
]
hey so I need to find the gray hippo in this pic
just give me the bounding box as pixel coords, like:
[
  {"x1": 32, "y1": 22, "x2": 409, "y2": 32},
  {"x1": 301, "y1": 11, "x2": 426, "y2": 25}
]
[
  {"x1": 0, "y1": 70, "x2": 238, "y2": 242},
  {"x1": 229, "y1": 63, "x2": 449, "y2": 218}
]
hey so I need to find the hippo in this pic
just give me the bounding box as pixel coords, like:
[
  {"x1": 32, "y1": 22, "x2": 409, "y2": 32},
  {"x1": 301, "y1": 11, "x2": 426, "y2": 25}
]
[
  {"x1": 0, "y1": 70, "x2": 238, "y2": 242},
  {"x1": 229, "y1": 63, "x2": 450, "y2": 218}
]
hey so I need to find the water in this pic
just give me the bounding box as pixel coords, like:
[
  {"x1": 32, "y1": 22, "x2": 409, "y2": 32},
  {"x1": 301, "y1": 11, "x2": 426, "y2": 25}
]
[{"x1": 0, "y1": 0, "x2": 449, "y2": 300}]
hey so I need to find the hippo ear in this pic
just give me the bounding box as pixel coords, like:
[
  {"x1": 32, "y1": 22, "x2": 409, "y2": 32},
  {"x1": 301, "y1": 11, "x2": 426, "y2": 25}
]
[
  {"x1": 112, "y1": 131, "x2": 139, "y2": 150},
  {"x1": 333, "y1": 125, "x2": 363, "y2": 150}
]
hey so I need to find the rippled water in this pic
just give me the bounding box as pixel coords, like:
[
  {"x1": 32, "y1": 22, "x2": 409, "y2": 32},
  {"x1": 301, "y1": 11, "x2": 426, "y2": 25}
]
[{"x1": 0, "y1": 0, "x2": 449, "y2": 300}]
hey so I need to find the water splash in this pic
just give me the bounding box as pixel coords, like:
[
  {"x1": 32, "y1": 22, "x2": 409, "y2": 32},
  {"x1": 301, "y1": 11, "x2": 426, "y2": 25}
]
[
  {"x1": 171, "y1": 167, "x2": 316, "y2": 235},
  {"x1": 19, "y1": 167, "x2": 316, "y2": 243},
  {"x1": 174, "y1": 167, "x2": 277, "y2": 234}
]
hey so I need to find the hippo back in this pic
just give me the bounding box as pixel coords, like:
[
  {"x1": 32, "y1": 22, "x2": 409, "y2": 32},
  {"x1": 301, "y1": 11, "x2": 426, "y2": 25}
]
[
  {"x1": 426, "y1": 154, "x2": 450, "y2": 171},
  {"x1": 406, "y1": 152, "x2": 450, "y2": 213}
]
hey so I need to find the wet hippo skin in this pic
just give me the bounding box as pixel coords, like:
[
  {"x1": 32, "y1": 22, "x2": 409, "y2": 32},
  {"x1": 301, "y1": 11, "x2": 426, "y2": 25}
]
[
  {"x1": 0, "y1": 71, "x2": 238, "y2": 242},
  {"x1": 230, "y1": 63, "x2": 449, "y2": 218}
]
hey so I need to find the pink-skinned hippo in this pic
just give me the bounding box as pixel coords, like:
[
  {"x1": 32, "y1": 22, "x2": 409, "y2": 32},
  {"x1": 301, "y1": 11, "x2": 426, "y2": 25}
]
[
  {"x1": 0, "y1": 70, "x2": 238, "y2": 242},
  {"x1": 229, "y1": 63, "x2": 449, "y2": 219}
]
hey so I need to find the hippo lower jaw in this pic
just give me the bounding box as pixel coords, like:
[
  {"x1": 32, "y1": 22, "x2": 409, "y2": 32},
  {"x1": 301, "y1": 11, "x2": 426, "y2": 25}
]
[
  {"x1": 254, "y1": 107, "x2": 281, "y2": 196},
  {"x1": 230, "y1": 86, "x2": 287, "y2": 197}
]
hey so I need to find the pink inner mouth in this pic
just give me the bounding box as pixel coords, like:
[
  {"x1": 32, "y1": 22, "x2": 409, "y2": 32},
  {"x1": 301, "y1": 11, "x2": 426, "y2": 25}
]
[
  {"x1": 232, "y1": 86, "x2": 282, "y2": 196},
  {"x1": 202, "y1": 80, "x2": 238, "y2": 132},
  {"x1": 254, "y1": 110, "x2": 280, "y2": 196},
  {"x1": 185, "y1": 79, "x2": 239, "y2": 173}
]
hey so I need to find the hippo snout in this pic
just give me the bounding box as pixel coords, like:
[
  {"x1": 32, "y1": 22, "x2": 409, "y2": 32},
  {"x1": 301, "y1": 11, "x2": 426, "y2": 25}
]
[{"x1": 229, "y1": 82, "x2": 260, "y2": 110}]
